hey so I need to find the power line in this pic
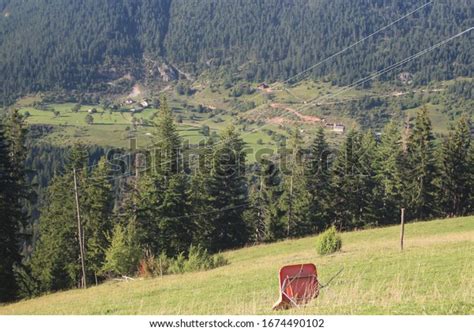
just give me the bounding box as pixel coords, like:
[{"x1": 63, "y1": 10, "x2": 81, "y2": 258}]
[
  {"x1": 164, "y1": 203, "x2": 251, "y2": 220},
  {"x1": 38, "y1": 1, "x2": 448, "y2": 179},
  {"x1": 42, "y1": 24, "x2": 472, "y2": 184},
  {"x1": 295, "y1": 27, "x2": 473, "y2": 113},
  {"x1": 244, "y1": 0, "x2": 434, "y2": 104},
  {"x1": 179, "y1": 26, "x2": 473, "y2": 156},
  {"x1": 280, "y1": 1, "x2": 435, "y2": 85},
  {"x1": 41, "y1": 27, "x2": 472, "y2": 230}
]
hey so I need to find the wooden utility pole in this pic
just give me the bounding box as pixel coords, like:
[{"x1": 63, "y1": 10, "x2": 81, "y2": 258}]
[
  {"x1": 257, "y1": 173, "x2": 265, "y2": 242},
  {"x1": 133, "y1": 152, "x2": 143, "y2": 207},
  {"x1": 287, "y1": 175, "x2": 293, "y2": 237},
  {"x1": 135, "y1": 153, "x2": 141, "y2": 182},
  {"x1": 73, "y1": 168, "x2": 87, "y2": 289},
  {"x1": 400, "y1": 208, "x2": 405, "y2": 251}
]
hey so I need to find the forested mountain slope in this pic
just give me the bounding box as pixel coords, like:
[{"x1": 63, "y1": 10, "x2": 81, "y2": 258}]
[{"x1": 1, "y1": 0, "x2": 473, "y2": 101}]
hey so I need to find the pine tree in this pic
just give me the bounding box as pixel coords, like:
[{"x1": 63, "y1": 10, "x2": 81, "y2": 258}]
[
  {"x1": 5, "y1": 109, "x2": 33, "y2": 254},
  {"x1": 188, "y1": 141, "x2": 215, "y2": 250},
  {"x1": 151, "y1": 97, "x2": 182, "y2": 177},
  {"x1": 440, "y1": 116, "x2": 473, "y2": 216},
  {"x1": 0, "y1": 109, "x2": 31, "y2": 301},
  {"x1": 358, "y1": 131, "x2": 379, "y2": 226},
  {"x1": 29, "y1": 172, "x2": 79, "y2": 293},
  {"x1": 243, "y1": 185, "x2": 265, "y2": 243},
  {"x1": 306, "y1": 127, "x2": 332, "y2": 231},
  {"x1": 137, "y1": 97, "x2": 191, "y2": 257},
  {"x1": 29, "y1": 145, "x2": 114, "y2": 292},
  {"x1": 67, "y1": 144, "x2": 89, "y2": 172},
  {"x1": 188, "y1": 170, "x2": 214, "y2": 249},
  {"x1": 331, "y1": 129, "x2": 369, "y2": 230},
  {"x1": 134, "y1": 173, "x2": 162, "y2": 254},
  {"x1": 208, "y1": 125, "x2": 248, "y2": 252},
  {"x1": 374, "y1": 120, "x2": 404, "y2": 225},
  {"x1": 406, "y1": 107, "x2": 439, "y2": 220},
  {"x1": 279, "y1": 130, "x2": 312, "y2": 237},
  {"x1": 126, "y1": 97, "x2": 191, "y2": 257},
  {"x1": 244, "y1": 158, "x2": 284, "y2": 243},
  {"x1": 0, "y1": 119, "x2": 22, "y2": 301},
  {"x1": 4, "y1": 110, "x2": 28, "y2": 185},
  {"x1": 101, "y1": 221, "x2": 141, "y2": 277},
  {"x1": 82, "y1": 157, "x2": 113, "y2": 284},
  {"x1": 158, "y1": 174, "x2": 192, "y2": 256}
]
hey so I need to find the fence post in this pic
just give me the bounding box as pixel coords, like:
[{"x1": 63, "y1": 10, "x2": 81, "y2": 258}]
[{"x1": 400, "y1": 208, "x2": 405, "y2": 251}]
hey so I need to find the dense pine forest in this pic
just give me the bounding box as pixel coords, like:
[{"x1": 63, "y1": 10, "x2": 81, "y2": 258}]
[
  {"x1": 0, "y1": 0, "x2": 473, "y2": 304},
  {"x1": 1, "y1": 0, "x2": 473, "y2": 102},
  {"x1": 1, "y1": 99, "x2": 473, "y2": 299}
]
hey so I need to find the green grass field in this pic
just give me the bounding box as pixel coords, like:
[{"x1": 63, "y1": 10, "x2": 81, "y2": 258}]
[
  {"x1": 15, "y1": 97, "x2": 289, "y2": 160},
  {"x1": 1, "y1": 216, "x2": 472, "y2": 315},
  {"x1": 16, "y1": 104, "x2": 284, "y2": 162},
  {"x1": 8, "y1": 77, "x2": 472, "y2": 162}
]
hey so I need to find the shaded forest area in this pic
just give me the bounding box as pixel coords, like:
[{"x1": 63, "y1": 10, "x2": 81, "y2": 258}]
[{"x1": 1, "y1": 0, "x2": 473, "y2": 102}]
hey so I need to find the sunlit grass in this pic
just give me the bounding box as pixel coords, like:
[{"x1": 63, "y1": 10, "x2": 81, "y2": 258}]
[{"x1": 1, "y1": 216, "x2": 472, "y2": 315}]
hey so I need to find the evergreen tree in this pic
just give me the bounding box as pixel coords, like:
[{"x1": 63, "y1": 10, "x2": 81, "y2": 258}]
[
  {"x1": 306, "y1": 127, "x2": 332, "y2": 231},
  {"x1": 374, "y1": 120, "x2": 404, "y2": 225},
  {"x1": 5, "y1": 110, "x2": 28, "y2": 184},
  {"x1": 244, "y1": 158, "x2": 284, "y2": 243},
  {"x1": 208, "y1": 125, "x2": 248, "y2": 251},
  {"x1": 101, "y1": 221, "x2": 141, "y2": 277},
  {"x1": 440, "y1": 116, "x2": 473, "y2": 216},
  {"x1": 0, "y1": 119, "x2": 22, "y2": 301},
  {"x1": 279, "y1": 130, "x2": 312, "y2": 237},
  {"x1": 243, "y1": 185, "x2": 265, "y2": 243},
  {"x1": 406, "y1": 107, "x2": 439, "y2": 220},
  {"x1": 29, "y1": 172, "x2": 79, "y2": 293},
  {"x1": 358, "y1": 131, "x2": 379, "y2": 226},
  {"x1": 82, "y1": 157, "x2": 113, "y2": 284},
  {"x1": 5, "y1": 109, "x2": 33, "y2": 251},
  {"x1": 188, "y1": 141, "x2": 215, "y2": 250},
  {"x1": 130, "y1": 98, "x2": 192, "y2": 257},
  {"x1": 151, "y1": 97, "x2": 182, "y2": 177},
  {"x1": 29, "y1": 145, "x2": 114, "y2": 292},
  {"x1": 134, "y1": 172, "x2": 162, "y2": 254},
  {"x1": 158, "y1": 174, "x2": 192, "y2": 257},
  {"x1": 0, "y1": 109, "x2": 31, "y2": 301},
  {"x1": 332, "y1": 129, "x2": 369, "y2": 230}
]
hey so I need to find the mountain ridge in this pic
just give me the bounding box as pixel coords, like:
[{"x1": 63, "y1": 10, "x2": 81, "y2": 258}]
[{"x1": 1, "y1": 0, "x2": 472, "y2": 103}]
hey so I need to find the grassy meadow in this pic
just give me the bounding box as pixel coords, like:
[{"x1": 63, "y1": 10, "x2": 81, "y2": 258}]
[
  {"x1": 1, "y1": 216, "x2": 472, "y2": 315},
  {"x1": 16, "y1": 96, "x2": 293, "y2": 160},
  {"x1": 8, "y1": 77, "x2": 472, "y2": 162}
]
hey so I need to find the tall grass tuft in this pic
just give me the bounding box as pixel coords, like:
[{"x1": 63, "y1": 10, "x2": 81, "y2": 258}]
[{"x1": 316, "y1": 226, "x2": 342, "y2": 255}]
